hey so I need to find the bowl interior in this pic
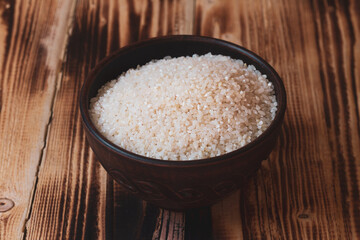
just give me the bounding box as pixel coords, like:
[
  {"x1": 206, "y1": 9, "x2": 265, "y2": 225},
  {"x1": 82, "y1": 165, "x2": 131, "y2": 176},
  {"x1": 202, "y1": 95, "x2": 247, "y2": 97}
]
[{"x1": 81, "y1": 35, "x2": 286, "y2": 163}]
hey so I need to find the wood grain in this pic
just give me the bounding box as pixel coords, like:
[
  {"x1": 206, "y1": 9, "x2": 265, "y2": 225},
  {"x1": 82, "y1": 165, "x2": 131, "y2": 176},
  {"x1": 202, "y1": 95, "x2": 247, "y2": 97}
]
[
  {"x1": 196, "y1": 0, "x2": 360, "y2": 239},
  {"x1": 1, "y1": 0, "x2": 359, "y2": 239},
  {"x1": 23, "y1": 0, "x2": 194, "y2": 239},
  {"x1": 0, "y1": 0, "x2": 75, "y2": 239}
]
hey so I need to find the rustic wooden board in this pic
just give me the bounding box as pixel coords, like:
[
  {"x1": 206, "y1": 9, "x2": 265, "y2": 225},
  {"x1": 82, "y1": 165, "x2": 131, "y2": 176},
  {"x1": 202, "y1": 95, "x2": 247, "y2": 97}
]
[
  {"x1": 2, "y1": 0, "x2": 359, "y2": 239},
  {"x1": 0, "y1": 0, "x2": 74, "y2": 239},
  {"x1": 196, "y1": 0, "x2": 360, "y2": 239},
  {"x1": 24, "y1": 0, "x2": 194, "y2": 239}
]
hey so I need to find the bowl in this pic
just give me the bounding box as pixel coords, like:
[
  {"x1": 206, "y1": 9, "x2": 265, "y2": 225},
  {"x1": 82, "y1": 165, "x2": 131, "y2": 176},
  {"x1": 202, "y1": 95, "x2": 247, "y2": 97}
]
[{"x1": 80, "y1": 35, "x2": 286, "y2": 210}]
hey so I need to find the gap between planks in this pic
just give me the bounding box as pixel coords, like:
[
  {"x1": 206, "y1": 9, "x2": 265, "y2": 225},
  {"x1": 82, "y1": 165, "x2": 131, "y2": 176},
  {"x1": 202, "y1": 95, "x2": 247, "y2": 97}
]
[{"x1": 21, "y1": 0, "x2": 78, "y2": 238}]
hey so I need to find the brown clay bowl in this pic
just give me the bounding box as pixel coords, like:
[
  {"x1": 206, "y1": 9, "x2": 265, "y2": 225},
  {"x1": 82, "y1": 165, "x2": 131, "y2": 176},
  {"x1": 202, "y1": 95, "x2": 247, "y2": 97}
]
[{"x1": 80, "y1": 35, "x2": 286, "y2": 210}]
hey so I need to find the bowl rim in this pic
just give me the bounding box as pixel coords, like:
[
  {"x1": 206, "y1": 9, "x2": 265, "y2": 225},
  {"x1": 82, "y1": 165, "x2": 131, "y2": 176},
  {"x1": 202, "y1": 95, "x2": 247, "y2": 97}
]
[{"x1": 79, "y1": 35, "x2": 286, "y2": 167}]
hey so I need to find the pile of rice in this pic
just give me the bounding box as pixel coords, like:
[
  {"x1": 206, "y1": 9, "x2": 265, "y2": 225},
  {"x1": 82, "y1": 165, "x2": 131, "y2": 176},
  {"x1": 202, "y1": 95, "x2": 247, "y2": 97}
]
[{"x1": 89, "y1": 53, "x2": 277, "y2": 160}]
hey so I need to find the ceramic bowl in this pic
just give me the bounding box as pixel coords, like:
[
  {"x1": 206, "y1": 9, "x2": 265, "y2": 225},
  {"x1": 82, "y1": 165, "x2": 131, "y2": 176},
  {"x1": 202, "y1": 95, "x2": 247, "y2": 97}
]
[{"x1": 80, "y1": 35, "x2": 286, "y2": 210}]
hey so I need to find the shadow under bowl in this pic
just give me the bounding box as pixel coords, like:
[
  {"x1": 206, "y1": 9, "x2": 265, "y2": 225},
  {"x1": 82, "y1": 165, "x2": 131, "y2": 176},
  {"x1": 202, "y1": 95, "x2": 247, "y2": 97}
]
[{"x1": 79, "y1": 35, "x2": 286, "y2": 210}]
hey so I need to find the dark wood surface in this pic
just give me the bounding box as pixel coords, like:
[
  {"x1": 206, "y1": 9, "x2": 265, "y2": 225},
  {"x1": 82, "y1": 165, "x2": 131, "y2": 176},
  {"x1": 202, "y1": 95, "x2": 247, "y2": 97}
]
[{"x1": 0, "y1": 0, "x2": 359, "y2": 239}]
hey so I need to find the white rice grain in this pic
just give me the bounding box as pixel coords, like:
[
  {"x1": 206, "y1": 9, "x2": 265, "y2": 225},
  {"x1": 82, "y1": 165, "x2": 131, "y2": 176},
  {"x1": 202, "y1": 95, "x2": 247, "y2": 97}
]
[{"x1": 89, "y1": 53, "x2": 277, "y2": 160}]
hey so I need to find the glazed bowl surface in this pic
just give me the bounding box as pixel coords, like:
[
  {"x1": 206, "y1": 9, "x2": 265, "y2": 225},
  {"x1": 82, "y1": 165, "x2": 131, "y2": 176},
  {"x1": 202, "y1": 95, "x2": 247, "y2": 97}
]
[{"x1": 80, "y1": 35, "x2": 286, "y2": 210}]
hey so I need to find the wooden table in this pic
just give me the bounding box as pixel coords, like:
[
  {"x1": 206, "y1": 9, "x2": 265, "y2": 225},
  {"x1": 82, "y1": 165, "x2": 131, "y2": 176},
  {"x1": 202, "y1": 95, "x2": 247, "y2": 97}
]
[{"x1": 0, "y1": 0, "x2": 359, "y2": 239}]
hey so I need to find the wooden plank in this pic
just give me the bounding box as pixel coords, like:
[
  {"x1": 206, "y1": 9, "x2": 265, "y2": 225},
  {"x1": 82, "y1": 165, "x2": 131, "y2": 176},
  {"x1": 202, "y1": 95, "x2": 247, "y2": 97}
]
[
  {"x1": 24, "y1": 0, "x2": 194, "y2": 239},
  {"x1": 211, "y1": 192, "x2": 243, "y2": 239},
  {"x1": 196, "y1": 0, "x2": 360, "y2": 239},
  {"x1": 0, "y1": 0, "x2": 75, "y2": 239}
]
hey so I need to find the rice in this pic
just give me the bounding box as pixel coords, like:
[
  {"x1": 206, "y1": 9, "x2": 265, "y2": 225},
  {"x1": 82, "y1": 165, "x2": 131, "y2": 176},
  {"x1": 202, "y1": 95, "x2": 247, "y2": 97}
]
[{"x1": 89, "y1": 53, "x2": 278, "y2": 160}]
